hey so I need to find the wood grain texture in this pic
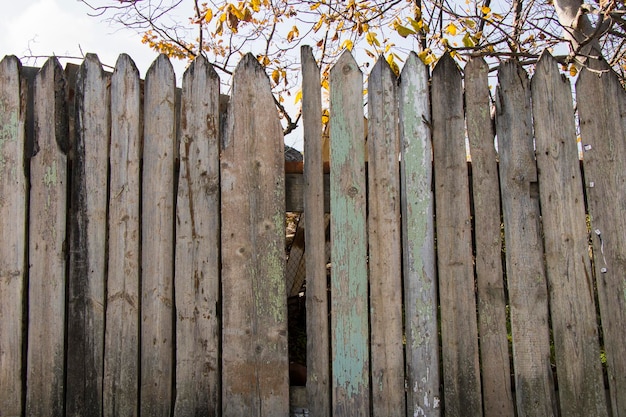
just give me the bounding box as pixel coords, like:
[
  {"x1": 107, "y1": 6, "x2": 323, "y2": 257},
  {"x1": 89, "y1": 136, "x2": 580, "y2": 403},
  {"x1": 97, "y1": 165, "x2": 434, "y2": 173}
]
[
  {"x1": 465, "y1": 57, "x2": 514, "y2": 417},
  {"x1": 532, "y1": 52, "x2": 608, "y2": 417},
  {"x1": 301, "y1": 46, "x2": 331, "y2": 417},
  {"x1": 174, "y1": 56, "x2": 221, "y2": 417},
  {"x1": 26, "y1": 57, "x2": 68, "y2": 417},
  {"x1": 399, "y1": 52, "x2": 440, "y2": 417},
  {"x1": 141, "y1": 54, "x2": 176, "y2": 417},
  {"x1": 431, "y1": 53, "x2": 482, "y2": 417},
  {"x1": 329, "y1": 51, "x2": 370, "y2": 417},
  {"x1": 66, "y1": 53, "x2": 110, "y2": 417},
  {"x1": 495, "y1": 60, "x2": 556, "y2": 417},
  {"x1": 367, "y1": 57, "x2": 405, "y2": 417},
  {"x1": 103, "y1": 53, "x2": 141, "y2": 417},
  {"x1": 285, "y1": 172, "x2": 329, "y2": 212},
  {"x1": 577, "y1": 65, "x2": 626, "y2": 417},
  {"x1": 220, "y1": 53, "x2": 289, "y2": 417},
  {"x1": 0, "y1": 55, "x2": 27, "y2": 417}
]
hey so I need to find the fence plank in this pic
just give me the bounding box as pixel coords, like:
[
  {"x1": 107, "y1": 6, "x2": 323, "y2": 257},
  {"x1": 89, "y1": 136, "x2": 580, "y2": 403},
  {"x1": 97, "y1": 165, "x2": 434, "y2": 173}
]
[
  {"x1": 141, "y1": 54, "x2": 176, "y2": 417},
  {"x1": 577, "y1": 66, "x2": 626, "y2": 416},
  {"x1": 465, "y1": 57, "x2": 515, "y2": 417},
  {"x1": 399, "y1": 52, "x2": 440, "y2": 417},
  {"x1": 367, "y1": 57, "x2": 405, "y2": 417},
  {"x1": 174, "y1": 55, "x2": 221, "y2": 417},
  {"x1": 431, "y1": 53, "x2": 482, "y2": 416},
  {"x1": 66, "y1": 53, "x2": 110, "y2": 417},
  {"x1": 221, "y1": 53, "x2": 289, "y2": 417},
  {"x1": 301, "y1": 45, "x2": 331, "y2": 417},
  {"x1": 26, "y1": 57, "x2": 68, "y2": 417},
  {"x1": 532, "y1": 52, "x2": 608, "y2": 417},
  {"x1": 0, "y1": 55, "x2": 26, "y2": 417},
  {"x1": 329, "y1": 51, "x2": 370, "y2": 416},
  {"x1": 103, "y1": 53, "x2": 141, "y2": 417},
  {"x1": 495, "y1": 60, "x2": 556, "y2": 417}
]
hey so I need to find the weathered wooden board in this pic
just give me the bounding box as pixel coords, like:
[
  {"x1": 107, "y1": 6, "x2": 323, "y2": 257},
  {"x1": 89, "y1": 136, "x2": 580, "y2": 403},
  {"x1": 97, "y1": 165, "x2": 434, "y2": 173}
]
[
  {"x1": 221, "y1": 53, "x2": 289, "y2": 417},
  {"x1": 0, "y1": 55, "x2": 27, "y2": 416},
  {"x1": 495, "y1": 60, "x2": 556, "y2": 417},
  {"x1": 577, "y1": 65, "x2": 626, "y2": 416},
  {"x1": 141, "y1": 54, "x2": 176, "y2": 417},
  {"x1": 329, "y1": 51, "x2": 370, "y2": 417},
  {"x1": 532, "y1": 52, "x2": 608, "y2": 417},
  {"x1": 174, "y1": 56, "x2": 221, "y2": 417},
  {"x1": 465, "y1": 57, "x2": 514, "y2": 417},
  {"x1": 301, "y1": 45, "x2": 331, "y2": 417},
  {"x1": 66, "y1": 53, "x2": 110, "y2": 417},
  {"x1": 367, "y1": 57, "x2": 405, "y2": 417},
  {"x1": 26, "y1": 57, "x2": 68, "y2": 417},
  {"x1": 285, "y1": 172, "x2": 330, "y2": 212},
  {"x1": 103, "y1": 53, "x2": 141, "y2": 417},
  {"x1": 431, "y1": 53, "x2": 482, "y2": 416},
  {"x1": 399, "y1": 52, "x2": 440, "y2": 417}
]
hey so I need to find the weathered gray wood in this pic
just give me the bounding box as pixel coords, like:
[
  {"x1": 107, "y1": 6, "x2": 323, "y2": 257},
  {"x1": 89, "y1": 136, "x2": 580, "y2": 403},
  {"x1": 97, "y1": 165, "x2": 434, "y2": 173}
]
[
  {"x1": 465, "y1": 57, "x2": 515, "y2": 417},
  {"x1": 431, "y1": 53, "x2": 482, "y2": 416},
  {"x1": 367, "y1": 57, "x2": 405, "y2": 417},
  {"x1": 221, "y1": 53, "x2": 289, "y2": 417},
  {"x1": 103, "y1": 53, "x2": 141, "y2": 417},
  {"x1": 285, "y1": 172, "x2": 330, "y2": 212},
  {"x1": 0, "y1": 55, "x2": 26, "y2": 417},
  {"x1": 495, "y1": 60, "x2": 556, "y2": 417},
  {"x1": 26, "y1": 57, "x2": 68, "y2": 417},
  {"x1": 301, "y1": 45, "x2": 330, "y2": 417},
  {"x1": 174, "y1": 55, "x2": 220, "y2": 417},
  {"x1": 532, "y1": 52, "x2": 608, "y2": 417},
  {"x1": 329, "y1": 51, "x2": 370, "y2": 417},
  {"x1": 399, "y1": 52, "x2": 440, "y2": 417},
  {"x1": 141, "y1": 54, "x2": 176, "y2": 417},
  {"x1": 577, "y1": 65, "x2": 626, "y2": 417},
  {"x1": 66, "y1": 53, "x2": 110, "y2": 417}
]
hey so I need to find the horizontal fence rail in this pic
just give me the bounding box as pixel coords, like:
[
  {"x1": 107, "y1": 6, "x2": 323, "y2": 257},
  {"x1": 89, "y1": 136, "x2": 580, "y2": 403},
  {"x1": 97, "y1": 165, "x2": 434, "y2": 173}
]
[{"x1": 0, "y1": 49, "x2": 624, "y2": 417}]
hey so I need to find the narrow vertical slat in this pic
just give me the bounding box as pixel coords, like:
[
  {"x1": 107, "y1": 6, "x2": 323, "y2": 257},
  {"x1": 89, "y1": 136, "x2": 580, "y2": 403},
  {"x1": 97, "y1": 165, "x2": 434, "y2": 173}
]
[
  {"x1": 26, "y1": 57, "x2": 68, "y2": 417},
  {"x1": 329, "y1": 51, "x2": 369, "y2": 417},
  {"x1": 532, "y1": 52, "x2": 608, "y2": 417},
  {"x1": 577, "y1": 66, "x2": 626, "y2": 417},
  {"x1": 465, "y1": 57, "x2": 514, "y2": 417},
  {"x1": 141, "y1": 54, "x2": 176, "y2": 417},
  {"x1": 367, "y1": 57, "x2": 405, "y2": 417},
  {"x1": 399, "y1": 52, "x2": 440, "y2": 417},
  {"x1": 495, "y1": 60, "x2": 556, "y2": 417},
  {"x1": 301, "y1": 45, "x2": 330, "y2": 417},
  {"x1": 0, "y1": 55, "x2": 26, "y2": 416},
  {"x1": 66, "y1": 53, "x2": 110, "y2": 417},
  {"x1": 174, "y1": 55, "x2": 221, "y2": 417},
  {"x1": 221, "y1": 53, "x2": 289, "y2": 417},
  {"x1": 103, "y1": 53, "x2": 141, "y2": 417},
  {"x1": 431, "y1": 53, "x2": 482, "y2": 416}
]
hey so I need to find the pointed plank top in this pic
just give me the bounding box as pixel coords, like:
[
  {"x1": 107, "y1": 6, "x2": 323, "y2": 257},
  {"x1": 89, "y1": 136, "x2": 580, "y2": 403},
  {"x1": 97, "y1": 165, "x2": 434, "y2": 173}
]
[{"x1": 184, "y1": 54, "x2": 218, "y2": 81}]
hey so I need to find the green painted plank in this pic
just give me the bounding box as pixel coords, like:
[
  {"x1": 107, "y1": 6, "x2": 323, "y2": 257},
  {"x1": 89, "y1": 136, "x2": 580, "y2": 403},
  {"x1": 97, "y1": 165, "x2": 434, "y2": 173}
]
[{"x1": 329, "y1": 50, "x2": 369, "y2": 417}]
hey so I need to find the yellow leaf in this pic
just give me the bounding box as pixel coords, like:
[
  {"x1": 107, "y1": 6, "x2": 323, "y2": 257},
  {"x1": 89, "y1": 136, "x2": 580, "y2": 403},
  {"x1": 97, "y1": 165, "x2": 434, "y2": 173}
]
[
  {"x1": 310, "y1": 2, "x2": 321, "y2": 10},
  {"x1": 462, "y1": 32, "x2": 476, "y2": 47},
  {"x1": 249, "y1": 0, "x2": 261, "y2": 12},
  {"x1": 272, "y1": 69, "x2": 280, "y2": 84},
  {"x1": 321, "y1": 109, "x2": 329, "y2": 125},
  {"x1": 341, "y1": 39, "x2": 354, "y2": 51},
  {"x1": 481, "y1": 6, "x2": 491, "y2": 14},
  {"x1": 366, "y1": 31, "x2": 380, "y2": 47},
  {"x1": 321, "y1": 78, "x2": 329, "y2": 90},
  {"x1": 204, "y1": 8, "x2": 213, "y2": 23},
  {"x1": 418, "y1": 49, "x2": 436, "y2": 65},
  {"x1": 294, "y1": 90, "x2": 302, "y2": 103},
  {"x1": 463, "y1": 18, "x2": 476, "y2": 29},
  {"x1": 395, "y1": 24, "x2": 416, "y2": 38},
  {"x1": 386, "y1": 54, "x2": 400, "y2": 76},
  {"x1": 569, "y1": 64, "x2": 578, "y2": 76},
  {"x1": 445, "y1": 23, "x2": 458, "y2": 36}
]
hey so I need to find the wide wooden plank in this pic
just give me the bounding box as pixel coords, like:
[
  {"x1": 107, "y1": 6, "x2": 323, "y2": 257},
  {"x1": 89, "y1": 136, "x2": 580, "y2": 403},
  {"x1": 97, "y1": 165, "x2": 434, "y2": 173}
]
[
  {"x1": 577, "y1": 65, "x2": 626, "y2": 416},
  {"x1": 431, "y1": 53, "x2": 482, "y2": 416},
  {"x1": 0, "y1": 55, "x2": 26, "y2": 416},
  {"x1": 174, "y1": 56, "x2": 221, "y2": 417},
  {"x1": 26, "y1": 57, "x2": 68, "y2": 417},
  {"x1": 301, "y1": 46, "x2": 330, "y2": 417},
  {"x1": 329, "y1": 51, "x2": 369, "y2": 417},
  {"x1": 495, "y1": 60, "x2": 556, "y2": 417},
  {"x1": 221, "y1": 53, "x2": 289, "y2": 417},
  {"x1": 465, "y1": 57, "x2": 514, "y2": 417},
  {"x1": 66, "y1": 53, "x2": 110, "y2": 417},
  {"x1": 399, "y1": 52, "x2": 440, "y2": 417},
  {"x1": 103, "y1": 53, "x2": 141, "y2": 417},
  {"x1": 532, "y1": 52, "x2": 608, "y2": 417},
  {"x1": 367, "y1": 57, "x2": 405, "y2": 417},
  {"x1": 141, "y1": 54, "x2": 176, "y2": 417}
]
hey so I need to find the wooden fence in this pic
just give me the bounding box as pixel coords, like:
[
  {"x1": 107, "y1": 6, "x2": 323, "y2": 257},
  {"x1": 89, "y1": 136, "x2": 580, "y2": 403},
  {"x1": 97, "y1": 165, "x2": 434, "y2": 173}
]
[{"x1": 0, "y1": 46, "x2": 624, "y2": 417}]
